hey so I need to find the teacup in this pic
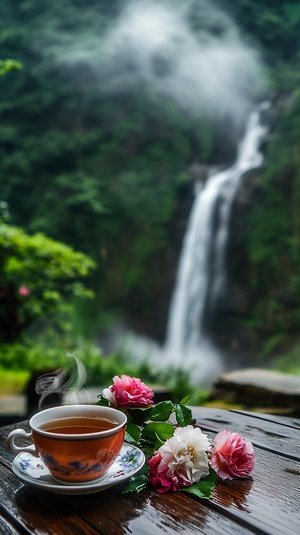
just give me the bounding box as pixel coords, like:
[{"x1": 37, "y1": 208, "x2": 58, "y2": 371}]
[{"x1": 7, "y1": 404, "x2": 127, "y2": 484}]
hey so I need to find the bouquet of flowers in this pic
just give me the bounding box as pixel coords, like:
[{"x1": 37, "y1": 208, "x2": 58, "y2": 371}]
[{"x1": 97, "y1": 374, "x2": 255, "y2": 499}]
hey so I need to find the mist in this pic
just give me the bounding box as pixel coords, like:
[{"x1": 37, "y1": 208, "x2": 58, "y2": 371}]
[
  {"x1": 46, "y1": 0, "x2": 267, "y2": 130},
  {"x1": 33, "y1": 0, "x2": 268, "y2": 385}
]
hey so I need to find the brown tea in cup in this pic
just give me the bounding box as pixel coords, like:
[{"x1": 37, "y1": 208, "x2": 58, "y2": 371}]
[{"x1": 39, "y1": 416, "x2": 119, "y2": 434}]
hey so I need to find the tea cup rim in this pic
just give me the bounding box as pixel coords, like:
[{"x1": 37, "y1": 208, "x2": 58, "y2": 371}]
[{"x1": 29, "y1": 404, "x2": 127, "y2": 439}]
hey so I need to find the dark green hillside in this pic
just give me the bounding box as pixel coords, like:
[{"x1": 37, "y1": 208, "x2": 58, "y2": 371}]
[
  {"x1": 1, "y1": 0, "x2": 300, "y2": 361},
  {"x1": 216, "y1": 0, "x2": 300, "y2": 357}
]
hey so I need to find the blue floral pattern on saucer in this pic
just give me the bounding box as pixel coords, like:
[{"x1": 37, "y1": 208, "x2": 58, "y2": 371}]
[{"x1": 12, "y1": 444, "x2": 145, "y2": 495}]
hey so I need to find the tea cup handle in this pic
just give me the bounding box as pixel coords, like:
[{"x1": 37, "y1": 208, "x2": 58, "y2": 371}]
[{"x1": 7, "y1": 429, "x2": 38, "y2": 456}]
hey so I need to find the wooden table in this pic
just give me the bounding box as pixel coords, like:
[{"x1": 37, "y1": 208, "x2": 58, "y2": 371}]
[{"x1": 1, "y1": 407, "x2": 300, "y2": 535}]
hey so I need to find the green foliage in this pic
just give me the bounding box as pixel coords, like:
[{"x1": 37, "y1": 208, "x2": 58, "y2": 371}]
[
  {"x1": 0, "y1": 222, "x2": 96, "y2": 342},
  {"x1": 180, "y1": 467, "x2": 218, "y2": 500},
  {"x1": 148, "y1": 400, "x2": 174, "y2": 422},
  {"x1": 107, "y1": 394, "x2": 216, "y2": 498},
  {"x1": 0, "y1": 330, "x2": 211, "y2": 410},
  {"x1": 271, "y1": 343, "x2": 300, "y2": 374},
  {"x1": 121, "y1": 471, "x2": 150, "y2": 494},
  {"x1": 0, "y1": 0, "x2": 230, "y2": 331},
  {"x1": 0, "y1": 223, "x2": 95, "y2": 280},
  {"x1": 258, "y1": 333, "x2": 284, "y2": 359},
  {"x1": 98, "y1": 397, "x2": 193, "y2": 452},
  {"x1": 0, "y1": 59, "x2": 22, "y2": 76},
  {"x1": 175, "y1": 402, "x2": 194, "y2": 426},
  {"x1": 141, "y1": 421, "x2": 175, "y2": 447},
  {"x1": 222, "y1": 0, "x2": 300, "y2": 63},
  {"x1": 1, "y1": 0, "x2": 300, "y2": 368},
  {"x1": 0, "y1": 369, "x2": 30, "y2": 395},
  {"x1": 110, "y1": 398, "x2": 193, "y2": 494},
  {"x1": 242, "y1": 89, "x2": 300, "y2": 338},
  {"x1": 0, "y1": 334, "x2": 102, "y2": 374}
]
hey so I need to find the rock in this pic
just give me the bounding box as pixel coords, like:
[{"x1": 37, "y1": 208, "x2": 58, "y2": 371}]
[{"x1": 209, "y1": 368, "x2": 300, "y2": 416}]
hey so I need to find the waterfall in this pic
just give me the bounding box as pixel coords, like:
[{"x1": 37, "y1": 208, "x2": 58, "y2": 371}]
[
  {"x1": 164, "y1": 103, "x2": 268, "y2": 371},
  {"x1": 119, "y1": 103, "x2": 268, "y2": 385}
]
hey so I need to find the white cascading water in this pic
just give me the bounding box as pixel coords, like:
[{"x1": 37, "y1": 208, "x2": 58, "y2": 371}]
[{"x1": 164, "y1": 103, "x2": 268, "y2": 376}]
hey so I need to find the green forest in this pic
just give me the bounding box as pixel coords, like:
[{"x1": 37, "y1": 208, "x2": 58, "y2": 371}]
[{"x1": 1, "y1": 0, "x2": 300, "y2": 396}]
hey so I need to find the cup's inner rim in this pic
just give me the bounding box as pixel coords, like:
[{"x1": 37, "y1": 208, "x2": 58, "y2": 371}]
[{"x1": 30, "y1": 405, "x2": 126, "y2": 438}]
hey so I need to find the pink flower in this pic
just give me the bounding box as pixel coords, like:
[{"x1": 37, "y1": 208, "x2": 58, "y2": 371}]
[
  {"x1": 148, "y1": 426, "x2": 211, "y2": 493},
  {"x1": 102, "y1": 374, "x2": 154, "y2": 408},
  {"x1": 19, "y1": 286, "x2": 30, "y2": 297},
  {"x1": 210, "y1": 429, "x2": 255, "y2": 480},
  {"x1": 148, "y1": 453, "x2": 181, "y2": 493}
]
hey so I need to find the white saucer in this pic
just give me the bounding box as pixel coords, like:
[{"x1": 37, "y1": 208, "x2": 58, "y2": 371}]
[{"x1": 12, "y1": 444, "x2": 145, "y2": 495}]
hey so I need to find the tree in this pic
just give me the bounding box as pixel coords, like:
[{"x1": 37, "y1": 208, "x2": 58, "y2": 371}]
[
  {"x1": 0, "y1": 59, "x2": 22, "y2": 76},
  {"x1": 0, "y1": 221, "x2": 96, "y2": 342}
]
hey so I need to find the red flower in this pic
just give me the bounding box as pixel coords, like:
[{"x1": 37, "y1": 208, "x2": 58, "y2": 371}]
[
  {"x1": 210, "y1": 429, "x2": 255, "y2": 480},
  {"x1": 102, "y1": 374, "x2": 154, "y2": 408},
  {"x1": 19, "y1": 286, "x2": 31, "y2": 297},
  {"x1": 148, "y1": 453, "x2": 181, "y2": 493}
]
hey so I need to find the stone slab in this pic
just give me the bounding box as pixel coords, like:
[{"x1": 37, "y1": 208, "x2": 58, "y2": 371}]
[
  {"x1": 0, "y1": 395, "x2": 26, "y2": 416},
  {"x1": 210, "y1": 368, "x2": 300, "y2": 415}
]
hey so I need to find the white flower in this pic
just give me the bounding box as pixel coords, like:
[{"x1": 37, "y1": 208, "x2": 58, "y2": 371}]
[
  {"x1": 102, "y1": 386, "x2": 117, "y2": 407},
  {"x1": 158, "y1": 425, "x2": 211, "y2": 486}
]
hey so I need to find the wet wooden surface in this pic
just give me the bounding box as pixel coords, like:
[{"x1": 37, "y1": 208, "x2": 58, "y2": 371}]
[{"x1": 0, "y1": 407, "x2": 300, "y2": 534}]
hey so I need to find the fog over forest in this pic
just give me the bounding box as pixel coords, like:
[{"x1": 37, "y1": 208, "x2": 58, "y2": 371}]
[{"x1": 1, "y1": 0, "x2": 300, "y2": 391}]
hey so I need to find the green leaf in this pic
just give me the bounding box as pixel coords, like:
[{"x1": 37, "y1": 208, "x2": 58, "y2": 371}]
[
  {"x1": 148, "y1": 400, "x2": 174, "y2": 422},
  {"x1": 142, "y1": 446, "x2": 157, "y2": 462},
  {"x1": 142, "y1": 421, "x2": 175, "y2": 442},
  {"x1": 180, "y1": 468, "x2": 218, "y2": 500},
  {"x1": 96, "y1": 395, "x2": 110, "y2": 407},
  {"x1": 127, "y1": 407, "x2": 153, "y2": 426},
  {"x1": 0, "y1": 59, "x2": 22, "y2": 76},
  {"x1": 122, "y1": 471, "x2": 149, "y2": 494},
  {"x1": 125, "y1": 422, "x2": 141, "y2": 445},
  {"x1": 175, "y1": 404, "x2": 193, "y2": 426},
  {"x1": 179, "y1": 395, "x2": 190, "y2": 405}
]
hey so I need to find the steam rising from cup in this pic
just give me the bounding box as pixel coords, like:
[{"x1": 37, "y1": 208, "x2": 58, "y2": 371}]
[{"x1": 35, "y1": 353, "x2": 89, "y2": 410}]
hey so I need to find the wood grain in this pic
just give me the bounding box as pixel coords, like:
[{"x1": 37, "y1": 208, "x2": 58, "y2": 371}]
[
  {"x1": 0, "y1": 409, "x2": 299, "y2": 534},
  {"x1": 0, "y1": 515, "x2": 24, "y2": 535}
]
